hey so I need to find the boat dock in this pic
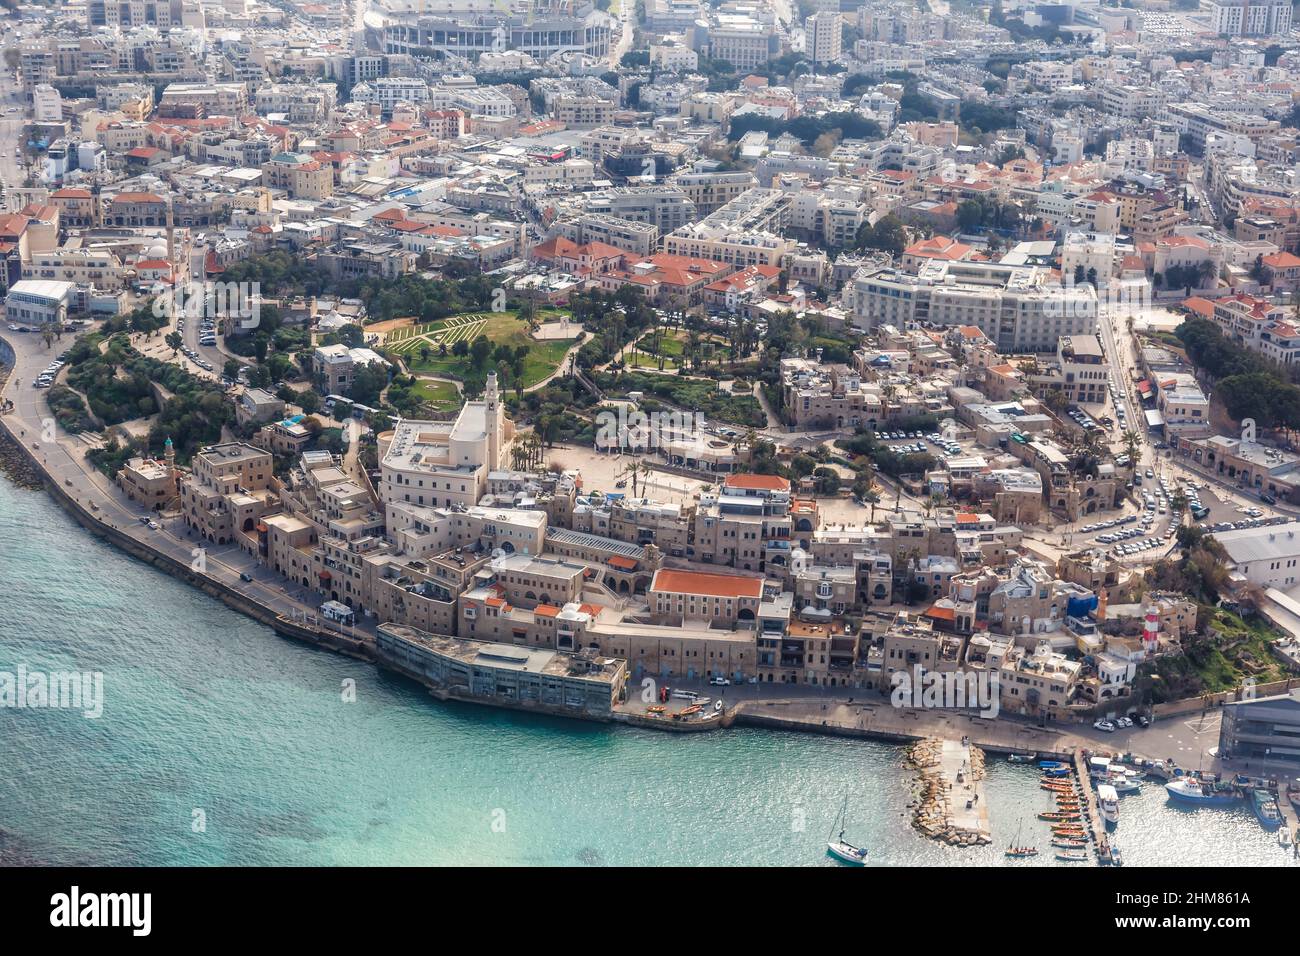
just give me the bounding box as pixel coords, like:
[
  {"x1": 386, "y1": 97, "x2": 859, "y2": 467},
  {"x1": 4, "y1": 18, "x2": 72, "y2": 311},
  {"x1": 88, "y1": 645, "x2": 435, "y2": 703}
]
[
  {"x1": 1277, "y1": 787, "x2": 1300, "y2": 847},
  {"x1": 907, "y1": 737, "x2": 991, "y2": 847},
  {"x1": 1073, "y1": 748, "x2": 1110, "y2": 866}
]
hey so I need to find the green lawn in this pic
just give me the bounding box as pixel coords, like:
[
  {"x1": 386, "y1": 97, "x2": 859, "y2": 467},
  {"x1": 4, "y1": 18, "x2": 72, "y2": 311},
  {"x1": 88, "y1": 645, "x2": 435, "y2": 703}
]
[
  {"x1": 630, "y1": 330, "x2": 734, "y2": 372},
  {"x1": 398, "y1": 312, "x2": 578, "y2": 392},
  {"x1": 412, "y1": 378, "x2": 462, "y2": 412}
]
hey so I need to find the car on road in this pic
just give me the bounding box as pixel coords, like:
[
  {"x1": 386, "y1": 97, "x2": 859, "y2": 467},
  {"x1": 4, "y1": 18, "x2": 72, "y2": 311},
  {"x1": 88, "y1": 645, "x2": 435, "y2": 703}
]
[
  {"x1": 1093, "y1": 719, "x2": 1117, "y2": 733},
  {"x1": 147, "y1": 520, "x2": 160, "y2": 530},
  {"x1": 708, "y1": 676, "x2": 730, "y2": 686},
  {"x1": 239, "y1": 572, "x2": 254, "y2": 582},
  {"x1": 1116, "y1": 716, "x2": 1133, "y2": 728}
]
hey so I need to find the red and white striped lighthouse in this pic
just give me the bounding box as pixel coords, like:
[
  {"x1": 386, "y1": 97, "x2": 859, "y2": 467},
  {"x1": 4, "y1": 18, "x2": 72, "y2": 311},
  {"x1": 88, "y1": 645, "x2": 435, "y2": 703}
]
[{"x1": 1142, "y1": 605, "x2": 1160, "y2": 654}]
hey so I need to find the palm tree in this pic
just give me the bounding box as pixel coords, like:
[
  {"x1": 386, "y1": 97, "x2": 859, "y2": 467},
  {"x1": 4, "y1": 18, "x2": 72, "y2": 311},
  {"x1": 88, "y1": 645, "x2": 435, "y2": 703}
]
[
  {"x1": 1121, "y1": 430, "x2": 1140, "y2": 464},
  {"x1": 1197, "y1": 258, "x2": 1217, "y2": 289}
]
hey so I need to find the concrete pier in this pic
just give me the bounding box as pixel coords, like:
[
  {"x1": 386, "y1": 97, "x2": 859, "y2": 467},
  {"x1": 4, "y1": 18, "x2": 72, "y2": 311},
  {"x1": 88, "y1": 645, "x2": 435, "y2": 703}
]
[
  {"x1": 1073, "y1": 748, "x2": 1109, "y2": 865},
  {"x1": 907, "y1": 737, "x2": 991, "y2": 846}
]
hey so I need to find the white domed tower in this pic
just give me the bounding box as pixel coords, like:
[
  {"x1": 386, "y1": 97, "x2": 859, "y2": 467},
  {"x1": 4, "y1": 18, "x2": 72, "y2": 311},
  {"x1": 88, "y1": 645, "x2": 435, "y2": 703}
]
[
  {"x1": 485, "y1": 371, "x2": 503, "y2": 469},
  {"x1": 790, "y1": 547, "x2": 807, "y2": 576}
]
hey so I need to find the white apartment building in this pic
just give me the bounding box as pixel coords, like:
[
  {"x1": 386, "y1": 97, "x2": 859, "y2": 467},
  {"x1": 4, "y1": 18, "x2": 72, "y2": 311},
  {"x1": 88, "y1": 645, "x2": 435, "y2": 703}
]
[
  {"x1": 23, "y1": 248, "x2": 125, "y2": 288},
  {"x1": 1209, "y1": 0, "x2": 1292, "y2": 36},
  {"x1": 351, "y1": 77, "x2": 431, "y2": 113},
  {"x1": 709, "y1": 20, "x2": 777, "y2": 72},
  {"x1": 807, "y1": 12, "x2": 842, "y2": 65},
  {"x1": 1024, "y1": 61, "x2": 1075, "y2": 90},
  {"x1": 845, "y1": 261, "x2": 1097, "y2": 352},
  {"x1": 32, "y1": 84, "x2": 62, "y2": 123},
  {"x1": 1100, "y1": 85, "x2": 1165, "y2": 121},
  {"x1": 451, "y1": 86, "x2": 516, "y2": 119},
  {"x1": 1062, "y1": 232, "x2": 1116, "y2": 288}
]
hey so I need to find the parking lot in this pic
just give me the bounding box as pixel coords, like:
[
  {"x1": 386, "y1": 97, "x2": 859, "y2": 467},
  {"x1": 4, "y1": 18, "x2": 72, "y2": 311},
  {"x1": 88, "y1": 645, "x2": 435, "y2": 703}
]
[{"x1": 872, "y1": 427, "x2": 963, "y2": 459}]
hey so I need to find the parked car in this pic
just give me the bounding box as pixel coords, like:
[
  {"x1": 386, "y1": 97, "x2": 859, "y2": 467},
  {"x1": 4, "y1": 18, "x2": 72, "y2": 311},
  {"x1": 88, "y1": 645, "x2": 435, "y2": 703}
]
[
  {"x1": 1093, "y1": 719, "x2": 1117, "y2": 733},
  {"x1": 708, "y1": 676, "x2": 730, "y2": 686}
]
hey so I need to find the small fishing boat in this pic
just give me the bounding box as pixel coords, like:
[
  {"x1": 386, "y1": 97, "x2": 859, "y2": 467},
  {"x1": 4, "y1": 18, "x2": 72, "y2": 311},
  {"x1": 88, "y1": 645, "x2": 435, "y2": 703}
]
[
  {"x1": 1039, "y1": 760, "x2": 1065, "y2": 769},
  {"x1": 1038, "y1": 812, "x2": 1081, "y2": 822},
  {"x1": 1280, "y1": 827, "x2": 1293, "y2": 848},
  {"x1": 1051, "y1": 838, "x2": 1088, "y2": 850},
  {"x1": 1042, "y1": 767, "x2": 1071, "y2": 778},
  {"x1": 1252, "y1": 789, "x2": 1283, "y2": 831},
  {"x1": 1108, "y1": 845, "x2": 1124, "y2": 867},
  {"x1": 1055, "y1": 850, "x2": 1090, "y2": 862},
  {"x1": 826, "y1": 795, "x2": 868, "y2": 866},
  {"x1": 1007, "y1": 753, "x2": 1038, "y2": 764},
  {"x1": 1166, "y1": 776, "x2": 1240, "y2": 807}
]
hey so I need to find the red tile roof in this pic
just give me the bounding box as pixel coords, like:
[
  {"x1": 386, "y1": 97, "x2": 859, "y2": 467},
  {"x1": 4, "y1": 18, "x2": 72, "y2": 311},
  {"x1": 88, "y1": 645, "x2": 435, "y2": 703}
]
[
  {"x1": 650, "y1": 568, "x2": 763, "y2": 600},
  {"x1": 724, "y1": 473, "x2": 790, "y2": 492}
]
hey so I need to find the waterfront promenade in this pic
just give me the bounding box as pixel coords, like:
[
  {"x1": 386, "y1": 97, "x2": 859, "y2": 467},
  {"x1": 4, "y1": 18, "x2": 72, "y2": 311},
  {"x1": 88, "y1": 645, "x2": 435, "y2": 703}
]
[
  {"x1": 0, "y1": 331, "x2": 373, "y2": 655},
  {"x1": 732, "y1": 695, "x2": 1091, "y2": 756}
]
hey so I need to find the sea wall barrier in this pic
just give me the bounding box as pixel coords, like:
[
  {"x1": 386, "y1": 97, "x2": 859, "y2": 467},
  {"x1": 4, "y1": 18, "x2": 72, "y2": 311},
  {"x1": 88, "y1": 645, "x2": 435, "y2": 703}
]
[{"x1": 0, "y1": 403, "x2": 373, "y2": 665}]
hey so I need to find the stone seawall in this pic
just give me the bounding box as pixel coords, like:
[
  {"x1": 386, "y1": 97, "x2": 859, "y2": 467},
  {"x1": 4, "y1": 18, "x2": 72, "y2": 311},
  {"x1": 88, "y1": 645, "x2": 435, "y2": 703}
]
[{"x1": 0, "y1": 378, "x2": 373, "y2": 662}]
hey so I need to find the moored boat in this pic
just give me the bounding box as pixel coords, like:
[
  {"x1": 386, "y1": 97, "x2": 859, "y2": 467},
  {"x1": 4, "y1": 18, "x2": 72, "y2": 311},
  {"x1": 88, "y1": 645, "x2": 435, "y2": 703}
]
[
  {"x1": 826, "y1": 795, "x2": 868, "y2": 865},
  {"x1": 827, "y1": 838, "x2": 868, "y2": 865},
  {"x1": 1165, "y1": 776, "x2": 1241, "y2": 807},
  {"x1": 1097, "y1": 783, "x2": 1120, "y2": 828},
  {"x1": 1252, "y1": 789, "x2": 1283, "y2": 831},
  {"x1": 1007, "y1": 753, "x2": 1038, "y2": 764},
  {"x1": 1055, "y1": 850, "x2": 1090, "y2": 862},
  {"x1": 1051, "y1": 838, "x2": 1088, "y2": 850}
]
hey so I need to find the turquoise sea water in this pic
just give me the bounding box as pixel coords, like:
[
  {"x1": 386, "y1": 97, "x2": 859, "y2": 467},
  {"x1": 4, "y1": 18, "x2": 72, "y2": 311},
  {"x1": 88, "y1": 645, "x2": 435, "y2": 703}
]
[{"x1": 0, "y1": 477, "x2": 1297, "y2": 866}]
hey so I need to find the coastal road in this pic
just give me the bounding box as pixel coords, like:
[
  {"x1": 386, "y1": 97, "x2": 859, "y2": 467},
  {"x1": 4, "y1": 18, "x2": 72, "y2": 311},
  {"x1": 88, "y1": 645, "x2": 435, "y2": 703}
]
[{"x1": 0, "y1": 329, "x2": 364, "y2": 638}]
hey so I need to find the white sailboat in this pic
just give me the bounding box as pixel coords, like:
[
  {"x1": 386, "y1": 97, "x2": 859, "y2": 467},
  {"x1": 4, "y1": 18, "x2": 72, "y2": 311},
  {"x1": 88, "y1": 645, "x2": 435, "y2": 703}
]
[{"x1": 826, "y1": 795, "x2": 868, "y2": 865}]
